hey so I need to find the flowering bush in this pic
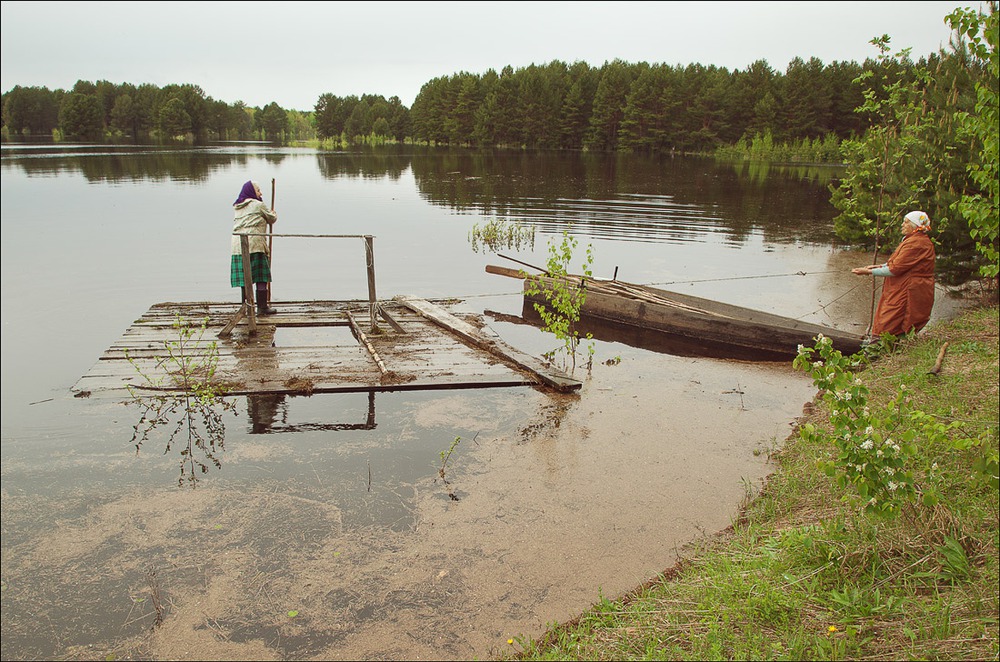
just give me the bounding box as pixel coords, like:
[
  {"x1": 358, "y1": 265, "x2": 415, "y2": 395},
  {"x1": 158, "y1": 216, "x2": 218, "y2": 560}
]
[{"x1": 793, "y1": 335, "x2": 971, "y2": 516}]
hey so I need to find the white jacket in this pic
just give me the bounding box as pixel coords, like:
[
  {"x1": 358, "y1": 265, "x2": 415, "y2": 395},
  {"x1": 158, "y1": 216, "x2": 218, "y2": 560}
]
[{"x1": 231, "y1": 199, "x2": 277, "y2": 255}]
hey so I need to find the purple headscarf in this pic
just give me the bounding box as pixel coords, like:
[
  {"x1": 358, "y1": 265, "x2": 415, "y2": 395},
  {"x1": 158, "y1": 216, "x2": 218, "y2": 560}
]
[{"x1": 233, "y1": 180, "x2": 262, "y2": 206}]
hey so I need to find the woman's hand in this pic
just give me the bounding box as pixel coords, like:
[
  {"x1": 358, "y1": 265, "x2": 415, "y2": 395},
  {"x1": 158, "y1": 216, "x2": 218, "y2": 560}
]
[{"x1": 852, "y1": 266, "x2": 875, "y2": 275}]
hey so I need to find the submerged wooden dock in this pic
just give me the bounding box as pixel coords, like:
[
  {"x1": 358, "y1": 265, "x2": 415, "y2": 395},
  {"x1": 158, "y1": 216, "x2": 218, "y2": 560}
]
[{"x1": 73, "y1": 297, "x2": 581, "y2": 398}]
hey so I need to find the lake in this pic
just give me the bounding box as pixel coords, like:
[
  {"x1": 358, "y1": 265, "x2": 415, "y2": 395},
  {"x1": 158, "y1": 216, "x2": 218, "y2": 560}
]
[{"x1": 0, "y1": 144, "x2": 961, "y2": 659}]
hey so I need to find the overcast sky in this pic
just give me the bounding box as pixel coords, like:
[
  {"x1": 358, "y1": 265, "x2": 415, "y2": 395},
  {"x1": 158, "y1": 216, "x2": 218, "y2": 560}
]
[{"x1": 1, "y1": 1, "x2": 970, "y2": 111}]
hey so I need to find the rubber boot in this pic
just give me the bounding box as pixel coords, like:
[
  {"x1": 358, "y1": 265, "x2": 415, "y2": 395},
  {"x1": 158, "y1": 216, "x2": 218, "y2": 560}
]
[{"x1": 256, "y1": 284, "x2": 276, "y2": 315}]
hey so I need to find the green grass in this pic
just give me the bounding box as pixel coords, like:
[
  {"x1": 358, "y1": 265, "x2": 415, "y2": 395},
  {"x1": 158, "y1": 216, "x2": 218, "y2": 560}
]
[{"x1": 506, "y1": 305, "x2": 999, "y2": 661}]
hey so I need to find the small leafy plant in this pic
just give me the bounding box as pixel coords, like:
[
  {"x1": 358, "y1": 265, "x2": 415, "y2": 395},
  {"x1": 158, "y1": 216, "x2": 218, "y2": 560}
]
[
  {"x1": 524, "y1": 230, "x2": 595, "y2": 372},
  {"x1": 438, "y1": 435, "x2": 462, "y2": 501},
  {"x1": 438, "y1": 435, "x2": 461, "y2": 481},
  {"x1": 125, "y1": 315, "x2": 237, "y2": 487}
]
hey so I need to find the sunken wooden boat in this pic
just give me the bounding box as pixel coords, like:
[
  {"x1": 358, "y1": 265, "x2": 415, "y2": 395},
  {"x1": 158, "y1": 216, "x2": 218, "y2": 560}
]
[{"x1": 488, "y1": 265, "x2": 865, "y2": 361}]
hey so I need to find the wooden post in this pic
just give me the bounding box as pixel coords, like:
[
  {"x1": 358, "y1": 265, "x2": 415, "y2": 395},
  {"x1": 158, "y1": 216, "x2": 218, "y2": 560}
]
[
  {"x1": 219, "y1": 235, "x2": 258, "y2": 338},
  {"x1": 268, "y1": 178, "x2": 275, "y2": 304},
  {"x1": 364, "y1": 235, "x2": 377, "y2": 333},
  {"x1": 241, "y1": 234, "x2": 257, "y2": 334}
]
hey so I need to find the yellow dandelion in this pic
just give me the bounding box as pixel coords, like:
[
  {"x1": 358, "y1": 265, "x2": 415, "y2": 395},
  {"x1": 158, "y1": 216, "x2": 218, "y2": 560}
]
[
  {"x1": 828, "y1": 625, "x2": 838, "y2": 633},
  {"x1": 508, "y1": 638, "x2": 515, "y2": 645}
]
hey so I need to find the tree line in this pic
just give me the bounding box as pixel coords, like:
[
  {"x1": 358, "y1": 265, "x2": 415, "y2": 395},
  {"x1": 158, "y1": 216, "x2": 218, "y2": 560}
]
[
  {"x1": 0, "y1": 43, "x2": 979, "y2": 155},
  {"x1": 0, "y1": 80, "x2": 316, "y2": 142}
]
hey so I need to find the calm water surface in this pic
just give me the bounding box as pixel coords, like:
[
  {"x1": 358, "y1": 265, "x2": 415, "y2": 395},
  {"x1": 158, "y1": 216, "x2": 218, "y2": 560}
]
[
  {"x1": 0, "y1": 144, "x2": 941, "y2": 659},
  {"x1": 1, "y1": 144, "x2": 853, "y2": 423}
]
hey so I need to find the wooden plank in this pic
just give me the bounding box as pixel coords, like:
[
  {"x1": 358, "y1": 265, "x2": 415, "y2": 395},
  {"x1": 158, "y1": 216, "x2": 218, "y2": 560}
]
[
  {"x1": 486, "y1": 264, "x2": 526, "y2": 279},
  {"x1": 378, "y1": 308, "x2": 406, "y2": 333},
  {"x1": 77, "y1": 373, "x2": 534, "y2": 397},
  {"x1": 216, "y1": 303, "x2": 247, "y2": 338},
  {"x1": 346, "y1": 311, "x2": 389, "y2": 374},
  {"x1": 395, "y1": 296, "x2": 582, "y2": 392}
]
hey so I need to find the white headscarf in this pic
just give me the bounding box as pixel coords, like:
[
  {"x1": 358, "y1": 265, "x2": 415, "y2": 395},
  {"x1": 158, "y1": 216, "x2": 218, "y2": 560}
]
[{"x1": 904, "y1": 210, "x2": 931, "y2": 231}]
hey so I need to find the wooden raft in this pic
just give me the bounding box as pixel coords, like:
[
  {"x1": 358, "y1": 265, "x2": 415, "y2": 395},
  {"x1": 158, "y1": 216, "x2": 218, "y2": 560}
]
[{"x1": 72, "y1": 298, "x2": 581, "y2": 398}]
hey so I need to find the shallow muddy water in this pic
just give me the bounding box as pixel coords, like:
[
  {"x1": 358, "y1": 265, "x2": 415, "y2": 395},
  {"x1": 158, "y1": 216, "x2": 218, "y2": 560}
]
[
  {"x1": 0, "y1": 145, "x2": 967, "y2": 659},
  {"x1": 2, "y1": 347, "x2": 820, "y2": 660}
]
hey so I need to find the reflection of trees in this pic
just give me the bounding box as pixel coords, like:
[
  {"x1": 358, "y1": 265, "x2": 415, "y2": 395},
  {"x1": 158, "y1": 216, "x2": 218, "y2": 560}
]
[
  {"x1": 5, "y1": 147, "x2": 273, "y2": 183},
  {"x1": 4, "y1": 144, "x2": 844, "y2": 244},
  {"x1": 315, "y1": 147, "x2": 410, "y2": 181},
  {"x1": 408, "y1": 149, "x2": 843, "y2": 245}
]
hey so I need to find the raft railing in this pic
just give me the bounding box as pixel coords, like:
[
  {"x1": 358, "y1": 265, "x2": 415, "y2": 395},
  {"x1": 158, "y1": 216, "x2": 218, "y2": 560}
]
[{"x1": 219, "y1": 232, "x2": 378, "y2": 338}]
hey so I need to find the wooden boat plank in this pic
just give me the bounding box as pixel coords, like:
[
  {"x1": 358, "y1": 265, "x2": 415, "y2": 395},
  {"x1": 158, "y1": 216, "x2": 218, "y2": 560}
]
[{"x1": 520, "y1": 274, "x2": 864, "y2": 357}]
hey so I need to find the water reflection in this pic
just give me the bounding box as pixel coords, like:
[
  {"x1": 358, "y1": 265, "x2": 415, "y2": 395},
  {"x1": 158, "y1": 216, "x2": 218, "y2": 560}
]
[
  {"x1": 246, "y1": 390, "x2": 377, "y2": 434},
  {"x1": 127, "y1": 389, "x2": 235, "y2": 487},
  {"x1": 2, "y1": 143, "x2": 842, "y2": 245},
  {"x1": 130, "y1": 389, "x2": 381, "y2": 483},
  {"x1": 316, "y1": 148, "x2": 411, "y2": 180},
  {"x1": 246, "y1": 392, "x2": 287, "y2": 434},
  {"x1": 1, "y1": 143, "x2": 268, "y2": 183},
  {"x1": 488, "y1": 304, "x2": 793, "y2": 362},
  {"x1": 407, "y1": 149, "x2": 842, "y2": 245}
]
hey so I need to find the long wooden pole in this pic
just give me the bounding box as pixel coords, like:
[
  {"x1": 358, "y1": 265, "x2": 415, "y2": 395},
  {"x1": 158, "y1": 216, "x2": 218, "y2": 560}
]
[
  {"x1": 268, "y1": 178, "x2": 275, "y2": 304},
  {"x1": 498, "y1": 252, "x2": 550, "y2": 275}
]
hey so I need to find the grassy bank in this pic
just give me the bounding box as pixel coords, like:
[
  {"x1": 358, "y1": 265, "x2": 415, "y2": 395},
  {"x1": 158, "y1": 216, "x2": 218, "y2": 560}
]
[{"x1": 507, "y1": 305, "x2": 999, "y2": 661}]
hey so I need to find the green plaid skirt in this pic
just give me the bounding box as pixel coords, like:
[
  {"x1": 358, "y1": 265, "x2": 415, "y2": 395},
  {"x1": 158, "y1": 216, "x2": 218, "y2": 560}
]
[{"x1": 230, "y1": 252, "x2": 271, "y2": 287}]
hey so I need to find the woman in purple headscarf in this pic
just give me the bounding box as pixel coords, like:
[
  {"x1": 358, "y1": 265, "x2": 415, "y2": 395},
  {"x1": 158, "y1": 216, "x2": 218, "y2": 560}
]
[{"x1": 230, "y1": 180, "x2": 278, "y2": 314}]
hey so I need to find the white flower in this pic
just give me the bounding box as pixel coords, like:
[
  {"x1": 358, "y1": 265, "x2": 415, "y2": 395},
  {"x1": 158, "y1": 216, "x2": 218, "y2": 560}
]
[
  {"x1": 844, "y1": 392, "x2": 853, "y2": 401},
  {"x1": 855, "y1": 378, "x2": 864, "y2": 386},
  {"x1": 876, "y1": 449, "x2": 884, "y2": 458},
  {"x1": 861, "y1": 440, "x2": 874, "y2": 450},
  {"x1": 891, "y1": 443, "x2": 901, "y2": 453},
  {"x1": 865, "y1": 426, "x2": 874, "y2": 435},
  {"x1": 932, "y1": 462, "x2": 939, "y2": 471},
  {"x1": 888, "y1": 481, "x2": 898, "y2": 491},
  {"x1": 797, "y1": 344, "x2": 805, "y2": 353},
  {"x1": 813, "y1": 360, "x2": 824, "y2": 368}
]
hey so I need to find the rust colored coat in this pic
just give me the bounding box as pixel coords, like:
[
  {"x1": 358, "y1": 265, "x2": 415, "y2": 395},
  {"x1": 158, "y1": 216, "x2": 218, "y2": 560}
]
[{"x1": 872, "y1": 232, "x2": 936, "y2": 337}]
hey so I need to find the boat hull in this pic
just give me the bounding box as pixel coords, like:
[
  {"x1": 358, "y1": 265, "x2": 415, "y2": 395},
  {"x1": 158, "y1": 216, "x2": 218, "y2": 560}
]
[{"x1": 523, "y1": 276, "x2": 865, "y2": 360}]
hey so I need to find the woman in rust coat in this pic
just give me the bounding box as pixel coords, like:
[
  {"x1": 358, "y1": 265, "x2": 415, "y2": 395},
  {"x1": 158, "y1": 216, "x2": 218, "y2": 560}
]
[{"x1": 852, "y1": 210, "x2": 936, "y2": 338}]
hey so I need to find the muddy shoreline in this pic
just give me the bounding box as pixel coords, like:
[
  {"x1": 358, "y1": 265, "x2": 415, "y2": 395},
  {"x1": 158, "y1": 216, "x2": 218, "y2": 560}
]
[{"x1": 1, "y1": 346, "x2": 819, "y2": 660}]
